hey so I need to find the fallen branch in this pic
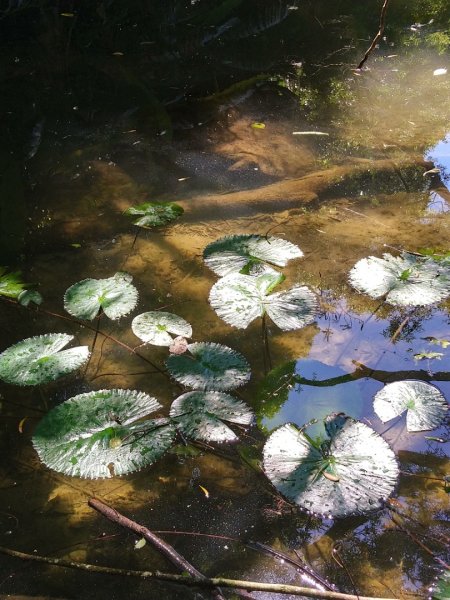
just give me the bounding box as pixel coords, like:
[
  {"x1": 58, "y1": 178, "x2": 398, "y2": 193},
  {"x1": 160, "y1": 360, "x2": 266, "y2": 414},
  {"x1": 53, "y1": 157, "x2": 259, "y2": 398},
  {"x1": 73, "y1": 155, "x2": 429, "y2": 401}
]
[
  {"x1": 357, "y1": 0, "x2": 390, "y2": 70},
  {"x1": 0, "y1": 544, "x2": 398, "y2": 600}
]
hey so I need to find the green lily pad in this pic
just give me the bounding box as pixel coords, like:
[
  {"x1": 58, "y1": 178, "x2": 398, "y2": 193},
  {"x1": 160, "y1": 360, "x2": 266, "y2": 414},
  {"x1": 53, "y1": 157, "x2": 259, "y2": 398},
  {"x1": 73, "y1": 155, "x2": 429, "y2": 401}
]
[
  {"x1": 0, "y1": 333, "x2": 89, "y2": 386},
  {"x1": 32, "y1": 389, "x2": 175, "y2": 478},
  {"x1": 209, "y1": 273, "x2": 318, "y2": 330},
  {"x1": 125, "y1": 202, "x2": 184, "y2": 228},
  {"x1": 132, "y1": 311, "x2": 192, "y2": 346},
  {"x1": 373, "y1": 380, "x2": 448, "y2": 432},
  {"x1": 170, "y1": 391, "x2": 254, "y2": 442},
  {"x1": 349, "y1": 253, "x2": 450, "y2": 306},
  {"x1": 64, "y1": 272, "x2": 138, "y2": 321},
  {"x1": 432, "y1": 570, "x2": 450, "y2": 600},
  {"x1": 203, "y1": 234, "x2": 303, "y2": 277},
  {"x1": 263, "y1": 414, "x2": 399, "y2": 518},
  {"x1": 166, "y1": 342, "x2": 251, "y2": 391},
  {"x1": 0, "y1": 267, "x2": 42, "y2": 305}
]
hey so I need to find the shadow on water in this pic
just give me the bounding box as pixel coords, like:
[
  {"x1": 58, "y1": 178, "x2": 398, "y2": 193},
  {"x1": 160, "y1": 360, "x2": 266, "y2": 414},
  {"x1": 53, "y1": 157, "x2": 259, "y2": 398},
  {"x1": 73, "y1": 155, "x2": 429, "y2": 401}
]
[{"x1": 1, "y1": 1, "x2": 450, "y2": 598}]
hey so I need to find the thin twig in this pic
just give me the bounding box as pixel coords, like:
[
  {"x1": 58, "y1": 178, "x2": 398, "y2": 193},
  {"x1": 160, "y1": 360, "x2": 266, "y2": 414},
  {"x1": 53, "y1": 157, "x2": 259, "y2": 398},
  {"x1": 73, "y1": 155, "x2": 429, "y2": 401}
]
[
  {"x1": 391, "y1": 517, "x2": 450, "y2": 570},
  {"x1": 356, "y1": 0, "x2": 390, "y2": 70}
]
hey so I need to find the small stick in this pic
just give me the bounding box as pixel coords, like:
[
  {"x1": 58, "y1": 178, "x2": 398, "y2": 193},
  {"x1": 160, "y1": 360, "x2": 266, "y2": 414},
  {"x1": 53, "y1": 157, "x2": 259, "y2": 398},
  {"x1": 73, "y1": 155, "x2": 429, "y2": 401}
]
[
  {"x1": 356, "y1": 0, "x2": 390, "y2": 70},
  {"x1": 391, "y1": 517, "x2": 450, "y2": 569}
]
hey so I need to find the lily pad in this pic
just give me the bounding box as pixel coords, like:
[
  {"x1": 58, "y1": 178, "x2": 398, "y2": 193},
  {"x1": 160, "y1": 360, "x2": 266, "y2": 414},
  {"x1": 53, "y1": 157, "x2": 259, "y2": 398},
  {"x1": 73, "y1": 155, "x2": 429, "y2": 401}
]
[
  {"x1": 348, "y1": 252, "x2": 450, "y2": 306},
  {"x1": 0, "y1": 333, "x2": 89, "y2": 386},
  {"x1": 32, "y1": 389, "x2": 176, "y2": 478},
  {"x1": 0, "y1": 267, "x2": 42, "y2": 305},
  {"x1": 373, "y1": 380, "x2": 448, "y2": 432},
  {"x1": 432, "y1": 569, "x2": 450, "y2": 600},
  {"x1": 125, "y1": 202, "x2": 184, "y2": 228},
  {"x1": 170, "y1": 391, "x2": 254, "y2": 442},
  {"x1": 263, "y1": 414, "x2": 399, "y2": 518},
  {"x1": 209, "y1": 272, "x2": 318, "y2": 330},
  {"x1": 132, "y1": 311, "x2": 192, "y2": 346},
  {"x1": 64, "y1": 272, "x2": 138, "y2": 321},
  {"x1": 203, "y1": 234, "x2": 303, "y2": 277},
  {"x1": 166, "y1": 342, "x2": 251, "y2": 391}
]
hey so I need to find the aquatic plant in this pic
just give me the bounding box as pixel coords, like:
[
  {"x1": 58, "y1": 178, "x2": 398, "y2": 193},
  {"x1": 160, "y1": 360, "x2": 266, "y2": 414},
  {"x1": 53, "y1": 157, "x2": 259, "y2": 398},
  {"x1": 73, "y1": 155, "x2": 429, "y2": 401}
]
[
  {"x1": 0, "y1": 267, "x2": 42, "y2": 306},
  {"x1": 203, "y1": 234, "x2": 303, "y2": 277},
  {"x1": 349, "y1": 252, "x2": 450, "y2": 306},
  {"x1": 209, "y1": 272, "x2": 318, "y2": 330},
  {"x1": 64, "y1": 272, "x2": 138, "y2": 320},
  {"x1": 0, "y1": 333, "x2": 89, "y2": 386},
  {"x1": 125, "y1": 202, "x2": 184, "y2": 228},
  {"x1": 263, "y1": 414, "x2": 399, "y2": 518},
  {"x1": 166, "y1": 342, "x2": 251, "y2": 391},
  {"x1": 432, "y1": 569, "x2": 450, "y2": 600},
  {"x1": 32, "y1": 389, "x2": 175, "y2": 478},
  {"x1": 170, "y1": 391, "x2": 254, "y2": 442},
  {"x1": 373, "y1": 380, "x2": 448, "y2": 432},
  {"x1": 132, "y1": 311, "x2": 192, "y2": 346}
]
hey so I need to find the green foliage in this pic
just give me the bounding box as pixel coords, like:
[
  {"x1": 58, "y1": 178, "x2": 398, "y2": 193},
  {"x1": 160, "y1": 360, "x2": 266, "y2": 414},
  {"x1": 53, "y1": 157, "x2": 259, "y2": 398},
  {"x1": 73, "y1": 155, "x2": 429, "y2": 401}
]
[
  {"x1": 0, "y1": 267, "x2": 42, "y2": 305},
  {"x1": 125, "y1": 202, "x2": 184, "y2": 228},
  {"x1": 432, "y1": 569, "x2": 450, "y2": 599}
]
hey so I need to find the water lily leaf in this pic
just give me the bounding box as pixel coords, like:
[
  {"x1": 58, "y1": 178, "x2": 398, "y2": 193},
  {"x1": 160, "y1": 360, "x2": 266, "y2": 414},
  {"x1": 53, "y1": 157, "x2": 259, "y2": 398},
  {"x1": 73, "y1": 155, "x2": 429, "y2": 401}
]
[
  {"x1": 132, "y1": 311, "x2": 192, "y2": 346},
  {"x1": 166, "y1": 342, "x2": 251, "y2": 391},
  {"x1": 348, "y1": 253, "x2": 450, "y2": 306},
  {"x1": 263, "y1": 414, "x2": 399, "y2": 518},
  {"x1": 432, "y1": 569, "x2": 450, "y2": 600},
  {"x1": 18, "y1": 289, "x2": 43, "y2": 307},
  {"x1": 32, "y1": 389, "x2": 175, "y2": 478},
  {"x1": 203, "y1": 234, "x2": 303, "y2": 277},
  {"x1": 0, "y1": 333, "x2": 89, "y2": 386},
  {"x1": 0, "y1": 267, "x2": 27, "y2": 298},
  {"x1": 209, "y1": 273, "x2": 318, "y2": 330},
  {"x1": 125, "y1": 202, "x2": 184, "y2": 228},
  {"x1": 373, "y1": 381, "x2": 448, "y2": 432},
  {"x1": 170, "y1": 391, "x2": 254, "y2": 442},
  {"x1": 64, "y1": 272, "x2": 138, "y2": 320}
]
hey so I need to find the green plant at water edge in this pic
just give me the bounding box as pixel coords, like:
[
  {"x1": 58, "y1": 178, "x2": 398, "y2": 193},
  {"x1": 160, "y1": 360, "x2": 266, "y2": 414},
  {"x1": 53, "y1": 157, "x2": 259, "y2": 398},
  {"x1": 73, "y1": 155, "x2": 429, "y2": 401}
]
[
  {"x1": 373, "y1": 380, "x2": 448, "y2": 432},
  {"x1": 209, "y1": 272, "x2": 318, "y2": 330},
  {"x1": 432, "y1": 569, "x2": 450, "y2": 600},
  {"x1": 0, "y1": 267, "x2": 42, "y2": 306},
  {"x1": 348, "y1": 252, "x2": 450, "y2": 306},
  {"x1": 263, "y1": 413, "x2": 399, "y2": 518},
  {"x1": 32, "y1": 389, "x2": 176, "y2": 478},
  {"x1": 125, "y1": 202, "x2": 184, "y2": 228},
  {"x1": 203, "y1": 234, "x2": 303, "y2": 277},
  {"x1": 64, "y1": 272, "x2": 138, "y2": 320},
  {"x1": 132, "y1": 311, "x2": 192, "y2": 346},
  {"x1": 0, "y1": 333, "x2": 89, "y2": 386}
]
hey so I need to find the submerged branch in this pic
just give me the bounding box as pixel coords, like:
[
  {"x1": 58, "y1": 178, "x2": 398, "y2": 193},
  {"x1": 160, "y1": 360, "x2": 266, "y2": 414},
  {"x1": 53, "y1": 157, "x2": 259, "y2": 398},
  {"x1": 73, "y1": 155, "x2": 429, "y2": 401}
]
[{"x1": 0, "y1": 544, "x2": 398, "y2": 600}]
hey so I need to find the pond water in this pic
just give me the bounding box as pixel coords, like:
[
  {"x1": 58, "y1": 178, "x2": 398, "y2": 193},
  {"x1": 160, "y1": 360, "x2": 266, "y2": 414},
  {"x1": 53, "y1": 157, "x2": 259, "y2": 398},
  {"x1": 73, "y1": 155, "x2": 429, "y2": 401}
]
[{"x1": 0, "y1": 2, "x2": 449, "y2": 599}]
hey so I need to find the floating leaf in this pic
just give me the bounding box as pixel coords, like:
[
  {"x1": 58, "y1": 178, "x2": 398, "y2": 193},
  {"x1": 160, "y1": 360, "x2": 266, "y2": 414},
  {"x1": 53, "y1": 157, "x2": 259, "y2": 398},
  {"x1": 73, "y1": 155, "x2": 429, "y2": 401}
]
[
  {"x1": 263, "y1": 414, "x2": 399, "y2": 518},
  {"x1": 170, "y1": 390, "x2": 254, "y2": 442},
  {"x1": 373, "y1": 381, "x2": 448, "y2": 432},
  {"x1": 432, "y1": 570, "x2": 450, "y2": 599},
  {"x1": 348, "y1": 253, "x2": 450, "y2": 306},
  {"x1": 209, "y1": 273, "x2": 318, "y2": 330},
  {"x1": 64, "y1": 272, "x2": 138, "y2": 321},
  {"x1": 203, "y1": 234, "x2": 303, "y2": 277},
  {"x1": 423, "y1": 337, "x2": 450, "y2": 348},
  {"x1": 125, "y1": 202, "x2": 184, "y2": 228},
  {"x1": 166, "y1": 342, "x2": 250, "y2": 391},
  {"x1": 414, "y1": 351, "x2": 444, "y2": 361},
  {"x1": 134, "y1": 538, "x2": 147, "y2": 550},
  {"x1": 18, "y1": 289, "x2": 43, "y2": 307},
  {"x1": 0, "y1": 333, "x2": 89, "y2": 386},
  {"x1": 32, "y1": 389, "x2": 175, "y2": 478},
  {"x1": 132, "y1": 311, "x2": 192, "y2": 346}
]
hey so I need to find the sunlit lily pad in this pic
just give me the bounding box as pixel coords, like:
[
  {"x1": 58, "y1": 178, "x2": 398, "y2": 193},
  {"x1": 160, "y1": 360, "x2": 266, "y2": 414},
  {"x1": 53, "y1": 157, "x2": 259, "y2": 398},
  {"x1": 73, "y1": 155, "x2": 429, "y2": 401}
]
[
  {"x1": 373, "y1": 380, "x2": 448, "y2": 432},
  {"x1": 166, "y1": 342, "x2": 251, "y2": 391},
  {"x1": 125, "y1": 202, "x2": 184, "y2": 228},
  {"x1": 348, "y1": 252, "x2": 450, "y2": 306},
  {"x1": 432, "y1": 569, "x2": 450, "y2": 600},
  {"x1": 0, "y1": 267, "x2": 42, "y2": 305},
  {"x1": 32, "y1": 389, "x2": 175, "y2": 478},
  {"x1": 64, "y1": 272, "x2": 138, "y2": 320},
  {"x1": 170, "y1": 391, "x2": 254, "y2": 442},
  {"x1": 209, "y1": 272, "x2": 318, "y2": 330},
  {"x1": 263, "y1": 414, "x2": 399, "y2": 518},
  {"x1": 203, "y1": 234, "x2": 303, "y2": 277},
  {"x1": 0, "y1": 333, "x2": 89, "y2": 386},
  {"x1": 132, "y1": 311, "x2": 192, "y2": 346}
]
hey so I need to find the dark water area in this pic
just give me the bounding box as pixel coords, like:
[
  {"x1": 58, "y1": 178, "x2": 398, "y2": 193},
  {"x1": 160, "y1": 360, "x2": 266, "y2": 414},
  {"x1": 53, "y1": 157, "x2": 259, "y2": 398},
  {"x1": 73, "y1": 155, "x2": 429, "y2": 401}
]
[{"x1": 0, "y1": 2, "x2": 449, "y2": 599}]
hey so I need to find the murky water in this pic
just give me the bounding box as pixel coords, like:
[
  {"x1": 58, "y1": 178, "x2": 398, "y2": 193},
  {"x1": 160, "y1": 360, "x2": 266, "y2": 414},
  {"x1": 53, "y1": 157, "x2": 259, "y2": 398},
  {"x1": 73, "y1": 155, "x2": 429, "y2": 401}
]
[{"x1": 1, "y1": 3, "x2": 449, "y2": 599}]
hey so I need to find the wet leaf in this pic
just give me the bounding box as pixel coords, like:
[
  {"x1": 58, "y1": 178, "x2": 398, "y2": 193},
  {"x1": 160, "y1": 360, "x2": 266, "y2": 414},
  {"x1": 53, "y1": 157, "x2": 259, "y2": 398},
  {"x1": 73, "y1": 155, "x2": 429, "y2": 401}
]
[
  {"x1": 263, "y1": 414, "x2": 399, "y2": 518},
  {"x1": 32, "y1": 389, "x2": 175, "y2": 478},
  {"x1": 432, "y1": 569, "x2": 450, "y2": 599},
  {"x1": 170, "y1": 390, "x2": 254, "y2": 442},
  {"x1": 203, "y1": 234, "x2": 303, "y2": 277},
  {"x1": 209, "y1": 273, "x2": 318, "y2": 330},
  {"x1": 18, "y1": 289, "x2": 43, "y2": 307},
  {"x1": 0, "y1": 333, "x2": 89, "y2": 386},
  {"x1": 414, "y1": 351, "x2": 444, "y2": 360},
  {"x1": 166, "y1": 342, "x2": 251, "y2": 391},
  {"x1": 423, "y1": 337, "x2": 450, "y2": 348},
  {"x1": 132, "y1": 311, "x2": 192, "y2": 346},
  {"x1": 64, "y1": 272, "x2": 138, "y2": 321},
  {"x1": 0, "y1": 267, "x2": 28, "y2": 299},
  {"x1": 373, "y1": 381, "x2": 448, "y2": 432},
  {"x1": 125, "y1": 202, "x2": 183, "y2": 228},
  {"x1": 348, "y1": 252, "x2": 450, "y2": 306},
  {"x1": 134, "y1": 538, "x2": 147, "y2": 550}
]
